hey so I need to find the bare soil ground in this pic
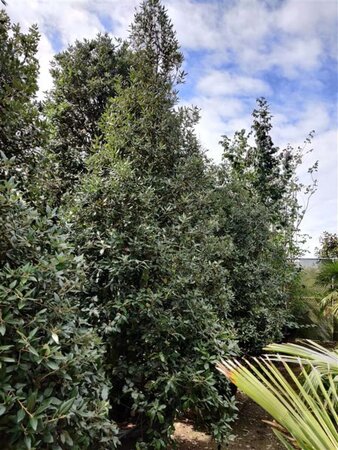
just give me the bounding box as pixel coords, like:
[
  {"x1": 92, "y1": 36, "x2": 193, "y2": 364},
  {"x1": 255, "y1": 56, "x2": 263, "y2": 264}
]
[
  {"x1": 173, "y1": 392, "x2": 283, "y2": 450},
  {"x1": 121, "y1": 392, "x2": 284, "y2": 449}
]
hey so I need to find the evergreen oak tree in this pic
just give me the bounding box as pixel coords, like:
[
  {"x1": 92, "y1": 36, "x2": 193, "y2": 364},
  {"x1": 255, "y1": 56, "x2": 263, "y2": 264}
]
[
  {"x1": 0, "y1": 13, "x2": 118, "y2": 449},
  {"x1": 0, "y1": 10, "x2": 45, "y2": 188},
  {"x1": 69, "y1": 1, "x2": 238, "y2": 447},
  {"x1": 41, "y1": 34, "x2": 130, "y2": 206},
  {"x1": 219, "y1": 99, "x2": 316, "y2": 352}
]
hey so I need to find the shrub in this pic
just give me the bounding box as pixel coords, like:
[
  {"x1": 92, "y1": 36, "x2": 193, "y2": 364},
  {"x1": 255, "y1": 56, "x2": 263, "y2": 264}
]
[{"x1": 0, "y1": 166, "x2": 118, "y2": 449}]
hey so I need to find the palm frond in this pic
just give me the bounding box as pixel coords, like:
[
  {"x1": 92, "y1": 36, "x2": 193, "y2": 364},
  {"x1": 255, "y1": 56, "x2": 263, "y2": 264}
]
[
  {"x1": 265, "y1": 340, "x2": 338, "y2": 372},
  {"x1": 317, "y1": 261, "x2": 338, "y2": 287},
  {"x1": 217, "y1": 341, "x2": 338, "y2": 450},
  {"x1": 320, "y1": 292, "x2": 338, "y2": 316}
]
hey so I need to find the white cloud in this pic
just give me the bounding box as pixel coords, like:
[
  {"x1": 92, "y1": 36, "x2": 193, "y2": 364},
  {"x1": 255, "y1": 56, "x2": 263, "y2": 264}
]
[
  {"x1": 52, "y1": 6, "x2": 103, "y2": 45},
  {"x1": 278, "y1": 0, "x2": 338, "y2": 39},
  {"x1": 182, "y1": 95, "x2": 248, "y2": 160},
  {"x1": 272, "y1": 103, "x2": 332, "y2": 145},
  {"x1": 6, "y1": 0, "x2": 338, "y2": 95},
  {"x1": 295, "y1": 128, "x2": 337, "y2": 256},
  {"x1": 37, "y1": 34, "x2": 54, "y2": 97},
  {"x1": 197, "y1": 70, "x2": 272, "y2": 97},
  {"x1": 167, "y1": 0, "x2": 220, "y2": 50},
  {"x1": 90, "y1": 0, "x2": 139, "y2": 38},
  {"x1": 167, "y1": 0, "x2": 337, "y2": 76}
]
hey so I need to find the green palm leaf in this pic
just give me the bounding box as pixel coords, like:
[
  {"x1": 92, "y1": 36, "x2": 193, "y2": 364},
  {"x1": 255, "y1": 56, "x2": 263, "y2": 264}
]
[
  {"x1": 321, "y1": 292, "x2": 338, "y2": 317},
  {"x1": 217, "y1": 341, "x2": 338, "y2": 449}
]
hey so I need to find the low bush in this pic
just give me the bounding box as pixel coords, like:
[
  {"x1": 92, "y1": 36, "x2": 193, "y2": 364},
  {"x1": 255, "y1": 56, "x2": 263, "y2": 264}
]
[{"x1": 0, "y1": 168, "x2": 118, "y2": 449}]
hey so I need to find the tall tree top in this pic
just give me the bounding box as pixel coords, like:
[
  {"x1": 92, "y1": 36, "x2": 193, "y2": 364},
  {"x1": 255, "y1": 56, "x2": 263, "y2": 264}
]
[
  {"x1": 129, "y1": 0, "x2": 184, "y2": 85},
  {"x1": 0, "y1": 9, "x2": 44, "y2": 185},
  {"x1": 317, "y1": 232, "x2": 338, "y2": 259}
]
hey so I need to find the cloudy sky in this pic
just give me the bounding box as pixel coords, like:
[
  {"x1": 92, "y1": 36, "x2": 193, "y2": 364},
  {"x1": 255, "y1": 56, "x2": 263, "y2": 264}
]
[{"x1": 6, "y1": 0, "x2": 338, "y2": 256}]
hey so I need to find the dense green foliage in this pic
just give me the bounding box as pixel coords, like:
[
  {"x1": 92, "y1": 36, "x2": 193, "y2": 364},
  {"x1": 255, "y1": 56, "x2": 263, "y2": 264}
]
[
  {"x1": 217, "y1": 102, "x2": 303, "y2": 353},
  {"x1": 317, "y1": 232, "x2": 338, "y2": 259},
  {"x1": 0, "y1": 161, "x2": 118, "y2": 449},
  {"x1": 288, "y1": 267, "x2": 332, "y2": 341},
  {"x1": 317, "y1": 260, "x2": 338, "y2": 289},
  {"x1": 212, "y1": 180, "x2": 292, "y2": 352},
  {"x1": 317, "y1": 261, "x2": 338, "y2": 339},
  {"x1": 315, "y1": 233, "x2": 338, "y2": 337},
  {"x1": 0, "y1": 10, "x2": 45, "y2": 186},
  {"x1": 41, "y1": 34, "x2": 130, "y2": 205},
  {"x1": 0, "y1": 11, "x2": 117, "y2": 449},
  {"x1": 68, "y1": 2, "x2": 238, "y2": 446},
  {"x1": 0, "y1": 1, "x2": 313, "y2": 448}
]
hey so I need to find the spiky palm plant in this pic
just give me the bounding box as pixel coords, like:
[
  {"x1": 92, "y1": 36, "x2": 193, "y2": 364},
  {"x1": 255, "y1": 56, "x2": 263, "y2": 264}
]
[
  {"x1": 318, "y1": 261, "x2": 338, "y2": 318},
  {"x1": 217, "y1": 340, "x2": 338, "y2": 450},
  {"x1": 317, "y1": 261, "x2": 338, "y2": 288}
]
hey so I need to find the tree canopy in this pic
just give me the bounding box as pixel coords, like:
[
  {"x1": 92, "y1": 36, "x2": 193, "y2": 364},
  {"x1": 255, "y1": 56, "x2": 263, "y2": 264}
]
[
  {"x1": 317, "y1": 232, "x2": 338, "y2": 259},
  {"x1": 41, "y1": 33, "x2": 130, "y2": 205},
  {"x1": 0, "y1": 10, "x2": 45, "y2": 183},
  {"x1": 0, "y1": 2, "x2": 314, "y2": 449}
]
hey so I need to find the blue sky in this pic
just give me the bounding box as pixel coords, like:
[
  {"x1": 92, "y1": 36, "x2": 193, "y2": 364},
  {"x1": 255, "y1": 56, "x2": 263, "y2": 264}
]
[{"x1": 7, "y1": 0, "x2": 338, "y2": 255}]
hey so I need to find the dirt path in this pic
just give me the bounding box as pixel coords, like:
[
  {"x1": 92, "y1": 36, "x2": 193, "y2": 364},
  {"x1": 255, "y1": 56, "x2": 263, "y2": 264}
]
[
  {"x1": 121, "y1": 392, "x2": 284, "y2": 449},
  {"x1": 226, "y1": 393, "x2": 284, "y2": 449},
  {"x1": 174, "y1": 393, "x2": 283, "y2": 450}
]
